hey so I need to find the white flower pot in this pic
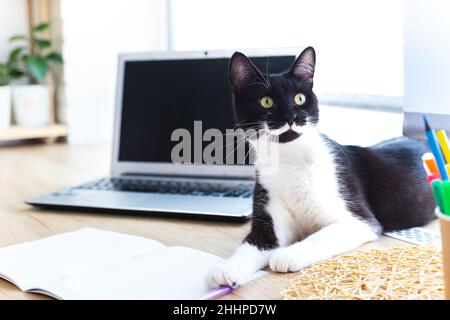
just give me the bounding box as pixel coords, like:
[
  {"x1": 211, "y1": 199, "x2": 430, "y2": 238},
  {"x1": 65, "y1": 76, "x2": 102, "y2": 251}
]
[
  {"x1": 0, "y1": 86, "x2": 12, "y2": 129},
  {"x1": 12, "y1": 84, "x2": 50, "y2": 127}
]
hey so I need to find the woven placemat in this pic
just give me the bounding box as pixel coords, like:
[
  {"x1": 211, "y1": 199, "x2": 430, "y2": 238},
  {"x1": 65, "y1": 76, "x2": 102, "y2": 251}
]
[{"x1": 281, "y1": 246, "x2": 444, "y2": 300}]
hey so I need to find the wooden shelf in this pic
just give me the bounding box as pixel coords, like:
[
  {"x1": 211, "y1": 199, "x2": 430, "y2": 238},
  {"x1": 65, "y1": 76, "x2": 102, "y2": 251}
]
[{"x1": 0, "y1": 124, "x2": 67, "y2": 142}]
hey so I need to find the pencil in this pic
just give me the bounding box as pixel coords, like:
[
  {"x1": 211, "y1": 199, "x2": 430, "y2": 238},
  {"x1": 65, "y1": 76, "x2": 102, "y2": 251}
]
[{"x1": 423, "y1": 116, "x2": 449, "y2": 180}]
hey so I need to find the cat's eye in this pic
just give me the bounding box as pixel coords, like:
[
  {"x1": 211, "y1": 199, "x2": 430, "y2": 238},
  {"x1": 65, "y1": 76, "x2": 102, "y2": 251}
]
[
  {"x1": 260, "y1": 96, "x2": 274, "y2": 109},
  {"x1": 294, "y1": 93, "x2": 307, "y2": 106}
]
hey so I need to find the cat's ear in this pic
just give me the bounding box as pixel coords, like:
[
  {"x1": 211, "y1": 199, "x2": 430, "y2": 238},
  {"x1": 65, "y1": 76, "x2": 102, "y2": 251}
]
[
  {"x1": 290, "y1": 47, "x2": 316, "y2": 84},
  {"x1": 229, "y1": 52, "x2": 266, "y2": 93}
]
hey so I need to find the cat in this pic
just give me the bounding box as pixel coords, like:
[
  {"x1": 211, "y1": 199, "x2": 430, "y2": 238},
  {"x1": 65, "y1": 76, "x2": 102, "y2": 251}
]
[{"x1": 209, "y1": 47, "x2": 436, "y2": 288}]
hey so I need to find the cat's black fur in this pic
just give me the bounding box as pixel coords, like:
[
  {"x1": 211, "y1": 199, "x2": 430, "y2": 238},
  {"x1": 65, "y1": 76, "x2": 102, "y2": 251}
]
[
  {"x1": 230, "y1": 47, "x2": 435, "y2": 250},
  {"x1": 244, "y1": 175, "x2": 279, "y2": 250},
  {"x1": 327, "y1": 136, "x2": 435, "y2": 232}
]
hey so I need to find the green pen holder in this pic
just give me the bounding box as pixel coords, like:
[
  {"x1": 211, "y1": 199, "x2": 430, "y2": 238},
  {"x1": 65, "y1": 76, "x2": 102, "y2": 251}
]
[{"x1": 436, "y1": 207, "x2": 450, "y2": 300}]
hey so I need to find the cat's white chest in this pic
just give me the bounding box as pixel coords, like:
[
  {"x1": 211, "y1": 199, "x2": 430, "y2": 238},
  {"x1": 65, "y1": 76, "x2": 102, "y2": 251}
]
[
  {"x1": 264, "y1": 161, "x2": 318, "y2": 213},
  {"x1": 260, "y1": 157, "x2": 339, "y2": 225},
  {"x1": 255, "y1": 132, "x2": 350, "y2": 241}
]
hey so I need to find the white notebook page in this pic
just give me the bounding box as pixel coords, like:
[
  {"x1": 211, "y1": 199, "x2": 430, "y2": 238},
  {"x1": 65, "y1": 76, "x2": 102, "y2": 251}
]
[
  {"x1": 40, "y1": 246, "x2": 224, "y2": 300},
  {"x1": 0, "y1": 228, "x2": 165, "y2": 291}
]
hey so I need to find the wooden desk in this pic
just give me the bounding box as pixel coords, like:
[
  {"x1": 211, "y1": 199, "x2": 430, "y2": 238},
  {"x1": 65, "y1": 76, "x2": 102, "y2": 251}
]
[{"x1": 0, "y1": 143, "x2": 440, "y2": 300}]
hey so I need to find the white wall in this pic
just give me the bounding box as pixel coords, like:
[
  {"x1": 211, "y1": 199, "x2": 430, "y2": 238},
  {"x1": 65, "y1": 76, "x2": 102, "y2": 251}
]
[
  {"x1": 404, "y1": 0, "x2": 450, "y2": 115},
  {"x1": 171, "y1": 0, "x2": 403, "y2": 98},
  {"x1": 403, "y1": 0, "x2": 450, "y2": 136},
  {"x1": 0, "y1": 0, "x2": 28, "y2": 62},
  {"x1": 62, "y1": 0, "x2": 168, "y2": 145}
]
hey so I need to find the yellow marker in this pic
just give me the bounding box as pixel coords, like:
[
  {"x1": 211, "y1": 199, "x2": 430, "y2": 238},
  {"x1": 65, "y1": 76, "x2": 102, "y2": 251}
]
[
  {"x1": 447, "y1": 164, "x2": 450, "y2": 177},
  {"x1": 436, "y1": 130, "x2": 450, "y2": 163}
]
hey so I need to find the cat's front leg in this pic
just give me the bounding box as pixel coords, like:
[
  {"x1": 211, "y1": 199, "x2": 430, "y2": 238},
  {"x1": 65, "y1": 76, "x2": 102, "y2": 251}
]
[
  {"x1": 208, "y1": 187, "x2": 283, "y2": 288},
  {"x1": 208, "y1": 242, "x2": 271, "y2": 288},
  {"x1": 269, "y1": 217, "x2": 379, "y2": 273}
]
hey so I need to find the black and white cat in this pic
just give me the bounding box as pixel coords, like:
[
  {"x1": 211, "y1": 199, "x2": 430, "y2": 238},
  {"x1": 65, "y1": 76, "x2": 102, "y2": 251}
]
[{"x1": 209, "y1": 47, "x2": 435, "y2": 288}]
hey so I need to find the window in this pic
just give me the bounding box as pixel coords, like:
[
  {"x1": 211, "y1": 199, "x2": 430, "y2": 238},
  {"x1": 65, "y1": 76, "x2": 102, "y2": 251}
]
[{"x1": 169, "y1": 0, "x2": 403, "y2": 109}]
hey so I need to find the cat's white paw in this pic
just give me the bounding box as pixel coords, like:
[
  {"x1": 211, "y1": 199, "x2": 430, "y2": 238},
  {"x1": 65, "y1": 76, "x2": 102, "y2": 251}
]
[
  {"x1": 208, "y1": 263, "x2": 242, "y2": 288},
  {"x1": 269, "y1": 248, "x2": 305, "y2": 273}
]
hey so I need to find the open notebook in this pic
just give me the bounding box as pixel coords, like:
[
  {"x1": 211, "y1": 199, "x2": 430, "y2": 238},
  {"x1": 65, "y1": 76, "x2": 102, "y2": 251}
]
[{"x1": 0, "y1": 228, "x2": 262, "y2": 300}]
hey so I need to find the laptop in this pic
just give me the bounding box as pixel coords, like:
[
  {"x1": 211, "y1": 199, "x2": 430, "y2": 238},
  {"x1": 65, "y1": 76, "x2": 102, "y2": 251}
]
[{"x1": 26, "y1": 49, "x2": 297, "y2": 220}]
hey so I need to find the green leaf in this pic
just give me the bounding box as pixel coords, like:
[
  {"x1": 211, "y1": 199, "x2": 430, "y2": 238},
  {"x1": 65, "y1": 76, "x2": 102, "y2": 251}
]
[
  {"x1": 32, "y1": 22, "x2": 50, "y2": 32},
  {"x1": 25, "y1": 56, "x2": 49, "y2": 82},
  {"x1": 9, "y1": 34, "x2": 27, "y2": 42},
  {"x1": 46, "y1": 52, "x2": 63, "y2": 64},
  {"x1": 8, "y1": 69, "x2": 25, "y2": 80},
  {"x1": 0, "y1": 64, "x2": 9, "y2": 86},
  {"x1": 35, "y1": 39, "x2": 51, "y2": 49},
  {"x1": 8, "y1": 47, "x2": 24, "y2": 63}
]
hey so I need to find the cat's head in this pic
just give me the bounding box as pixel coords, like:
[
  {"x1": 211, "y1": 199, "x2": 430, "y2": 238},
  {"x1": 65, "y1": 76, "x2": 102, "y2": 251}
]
[{"x1": 229, "y1": 47, "x2": 318, "y2": 143}]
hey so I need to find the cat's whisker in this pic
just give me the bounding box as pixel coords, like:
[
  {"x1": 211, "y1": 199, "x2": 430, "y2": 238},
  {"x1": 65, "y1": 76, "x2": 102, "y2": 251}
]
[
  {"x1": 243, "y1": 138, "x2": 257, "y2": 163},
  {"x1": 232, "y1": 121, "x2": 265, "y2": 130},
  {"x1": 233, "y1": 119, "x2": 259, "y2": 127},
  {"x1": 224, "y1": 131, "x2": 259, "y2": 161},
  {"x1": 212, "y1": 136, "x2": 249, "y2": 152},
  {"x1": 242, "y1": 130, "x2": 277, "y2": 164},
  {"x1": 225, "y1": 132, "x2": 257, "y2": 157}
]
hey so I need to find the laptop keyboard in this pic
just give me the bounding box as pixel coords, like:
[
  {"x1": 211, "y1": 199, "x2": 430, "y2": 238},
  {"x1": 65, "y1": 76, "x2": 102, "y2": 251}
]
[{"x1": 76, "y1": 178, "x2": 253, "y2": 198}]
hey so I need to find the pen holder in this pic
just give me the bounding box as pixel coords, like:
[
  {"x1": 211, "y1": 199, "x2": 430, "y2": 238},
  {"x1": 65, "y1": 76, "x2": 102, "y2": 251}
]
[{"x1": 436, "y1": 207, "x2": 450, "y2": 299}]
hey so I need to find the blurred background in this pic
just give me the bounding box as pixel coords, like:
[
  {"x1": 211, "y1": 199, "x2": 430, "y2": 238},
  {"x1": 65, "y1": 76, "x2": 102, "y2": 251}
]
[{"x1": 0, "y1": 0, "x2": 446, "y2": 147}]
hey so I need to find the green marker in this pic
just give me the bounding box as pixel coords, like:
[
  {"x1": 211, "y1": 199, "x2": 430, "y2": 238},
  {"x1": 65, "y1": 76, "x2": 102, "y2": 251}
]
[
  {"x1": 432, "y1": 180, "x2": 444, "y2": 213},
  {"x1": 443, "y1": 181, "x2": 450, "y2": 215}
]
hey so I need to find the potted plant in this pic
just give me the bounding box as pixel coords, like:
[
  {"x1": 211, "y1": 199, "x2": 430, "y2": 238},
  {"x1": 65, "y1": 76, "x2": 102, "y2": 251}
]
[
  {"x1": 9, "y1": 22, "x2": 63, "y2": 126},
  {"x1": 0, "y1": 52, "x2": 23, "y2": 129}
]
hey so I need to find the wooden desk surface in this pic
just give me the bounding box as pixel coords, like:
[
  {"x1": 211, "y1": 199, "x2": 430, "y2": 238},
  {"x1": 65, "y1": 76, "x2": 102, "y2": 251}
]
[{"x1": 0, "y1": 143, "x2": 440, "y2": 300}]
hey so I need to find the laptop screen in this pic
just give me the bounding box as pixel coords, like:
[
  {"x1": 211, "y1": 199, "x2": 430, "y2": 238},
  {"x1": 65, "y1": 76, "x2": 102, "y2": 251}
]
[{"x1": 118, "y1": 55, "x2": 295, "y2": 165}]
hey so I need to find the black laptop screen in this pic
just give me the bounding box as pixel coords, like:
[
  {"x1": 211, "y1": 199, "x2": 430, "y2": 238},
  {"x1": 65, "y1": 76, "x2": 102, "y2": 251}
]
[{"x1": 118, "y1": 55, "x2": 295, "y2": 164}]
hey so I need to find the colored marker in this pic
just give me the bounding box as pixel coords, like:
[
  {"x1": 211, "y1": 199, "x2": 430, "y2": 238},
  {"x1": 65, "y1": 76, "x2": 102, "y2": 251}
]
[
  {"x1": 422, "y1": 159, "x2": 431, "y2": 175},
  {"x1": 442, "y1": 181, "x2": 450, "y2": 215},
  {"x1": 423, "y1": 116, "x2": 449, "y2": 180},
  {"x1": 427, "y1": 173, "x2": 438, "y2": 184},
  {"x1": 436, "y1": 130, "x2": 450, "y2": 164},
  {"x1": 447, "y1": 164, "x2": 450, "y2": 177},
  {"x1": 422, "y1": 153, "x2": 441, "y2": 180},
  {"x1": 431, "y1": 179, "x2": 444, "y2": 212}
]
